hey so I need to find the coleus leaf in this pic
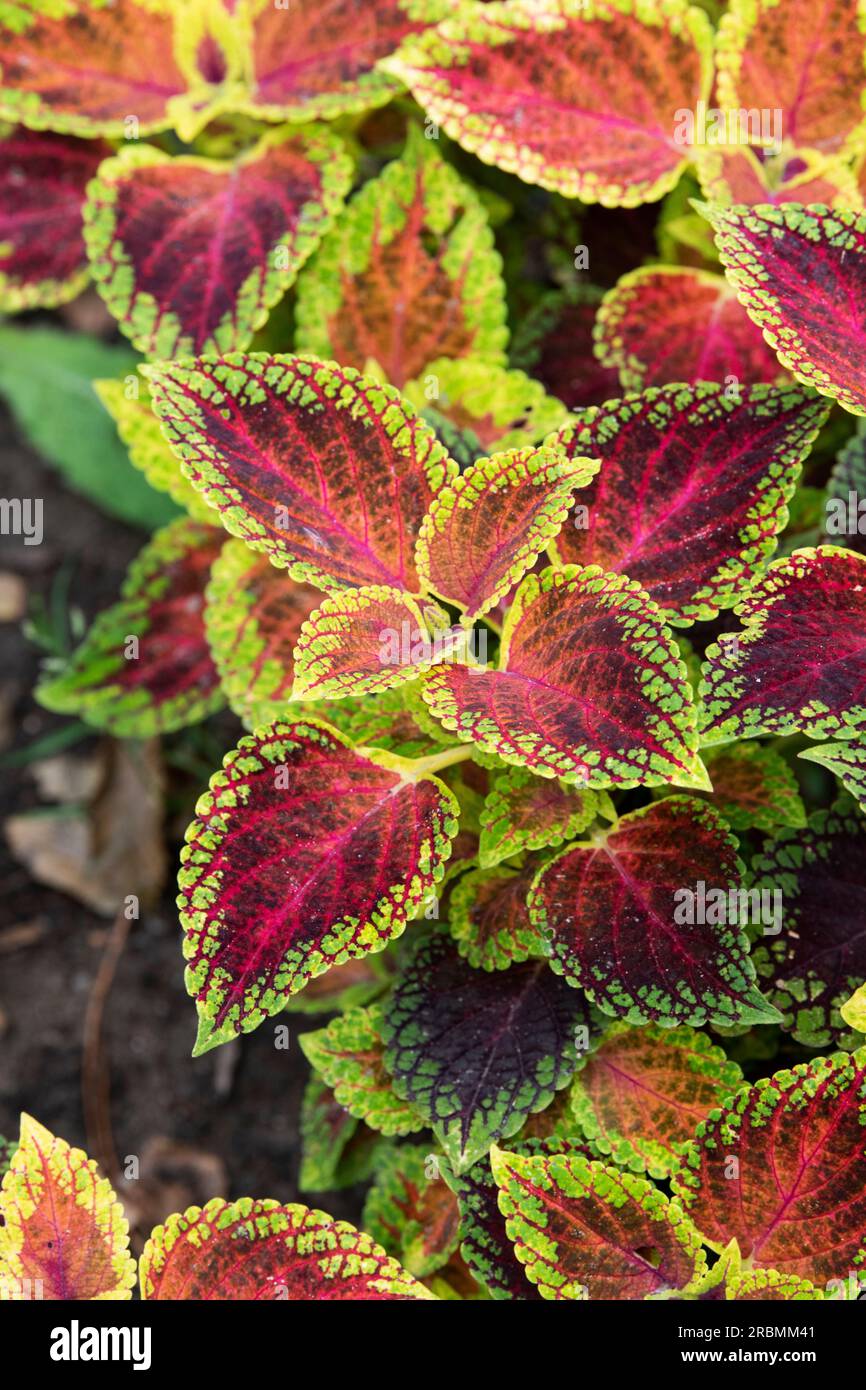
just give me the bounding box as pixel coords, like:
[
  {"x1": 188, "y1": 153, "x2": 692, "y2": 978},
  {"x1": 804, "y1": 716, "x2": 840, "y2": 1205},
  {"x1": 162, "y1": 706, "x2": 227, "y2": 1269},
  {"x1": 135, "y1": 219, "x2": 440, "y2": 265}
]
[
  {"x1": 179, "y1": 721, "x2": 459, "y2": 1055},
  {"x1": 294, "y1": 126, "x2": 507, "y2": 388},
  {"x1": 139, "y1": 1196, "x2": 433, "y2": 1300},
  {"x1": 595, "y1": 265, "x2": 785, "y2": 390},
  {"x1": 700, "y1": 742, "x2": 807, "y2": 833},
  {"x1": 94, "y1": 378, "x2": 213, "y2": 523},
  {"x1": 703, "y1": 203, "x2": 866, "y2": 417},
  {"x1": 36, "y1": 518, "x2": 224, "y2": 737},
  {"x1": 291, "y1": 587, "x2": 460, "y2": 700},
  {"x1": 528, "y1": 796, "x2": 781, "y2": 1028},
  {"x1": 449, "y1": 862, "x2": 548, "y2": 971},
  {"x1": 446, "y1": 1137, "x2": 586, "y2": 1301},
  {"x1": 0, "y1": 0, "x2": 195, "y2": 139},
  {"x1": 403, "y1": 359, "x2": 570, "y2": 453},
  {"x1": 422, "y1": 565, "x2": 707, "y2": 791},
  {"x1": 750, "y1": 799, "x2": 866, "y2": 1047},
  {"x1": 84, "y1": 128, "x2": 352, "y2": 360},
  {"x1": 362, "y1": 1144, "x2": 461, "y2": 1279},
  {"x1": 416, "y1": 446, "x2": 599, "y2": 623},
  {"x1": 299, "y1": 1003, "x2": 424, "y2": 1137},
  {"x1": 699, "y1": 547, "x2": 866, "y2": 744},
  {"x1": 145, "y1": 353, "x2": 456, "y2": 592},
  {"x1": 551, "y1": 382, "x2": 828, "y2": 625},
  {"x1": 0, "y1": 126, "x2": 108, "y2": 310},
  {"x1": 478, "y1": 765, "x2": 611, "y2": 870},
  {"x1": 715, "y1": 0, "x2": 866, "y2": 156},
  {"x1": 510, "y1": 289, "x2": 621, "y2": 413},
  {"x1": 491, "y1": 1148, "x2": 705, "y2": 1300},
  {"x1": 238, "y1": 0, "x2": 453, "y2": 125},
  {"x1": 569, "y1": 1023, "x2": 744, "y2": 1178},
  {"x1": 381, "y1": 928, "x2": 590, "y2": 1171},
  {"x1": 0, "y1": 1115, "x2": 135, "y2": 1301},
  {"x1": 800, "y1": 738, "x2": 866, "y2": 814},
  {"x1": 385, "y1": 0, "x2": 713, "y2": 206},
  {"x1": 695, "y1": 145, "x2": 862, "y2": 211},
  {"x1": 672, "y1": 1050, "x2": 866, "y2": 1287},
  {"x1": 204, "y1": 538, "x2": 320, "y2": 726},
  {"x1": 728, "y1": 1270, "x2": 826, "y2": 1301}
]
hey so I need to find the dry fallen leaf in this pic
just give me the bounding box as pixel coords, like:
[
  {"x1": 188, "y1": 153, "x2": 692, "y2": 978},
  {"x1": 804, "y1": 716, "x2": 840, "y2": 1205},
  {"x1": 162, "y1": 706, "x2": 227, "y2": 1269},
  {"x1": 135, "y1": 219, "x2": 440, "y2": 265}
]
[{"x1": 5, "y1": 738, "x2": 166, "y2": 915}]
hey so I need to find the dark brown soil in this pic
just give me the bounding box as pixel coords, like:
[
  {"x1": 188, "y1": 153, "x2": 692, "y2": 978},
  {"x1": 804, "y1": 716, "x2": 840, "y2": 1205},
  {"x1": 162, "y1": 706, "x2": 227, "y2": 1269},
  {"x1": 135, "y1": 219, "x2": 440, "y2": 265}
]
[{"x1": 0, "y1": 404, "x2": 365, "y2": 1252}]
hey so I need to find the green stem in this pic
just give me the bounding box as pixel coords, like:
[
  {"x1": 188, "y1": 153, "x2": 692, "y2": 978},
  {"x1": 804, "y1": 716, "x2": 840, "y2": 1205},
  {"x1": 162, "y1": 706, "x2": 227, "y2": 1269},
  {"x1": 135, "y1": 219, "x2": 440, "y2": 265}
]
[{"x1": 409, "y1": 743, "x2": 473, "y2": 778}]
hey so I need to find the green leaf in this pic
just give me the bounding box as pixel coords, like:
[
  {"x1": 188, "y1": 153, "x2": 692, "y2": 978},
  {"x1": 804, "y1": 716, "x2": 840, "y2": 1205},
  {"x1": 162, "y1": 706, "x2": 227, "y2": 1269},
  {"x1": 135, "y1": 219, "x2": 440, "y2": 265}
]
[
  {"x1": 0, "y1": 325, "x2": 178, "y2": 529},
  {"x1": 299, "y1": 1004, "x2": 424, "y2": 1137}
]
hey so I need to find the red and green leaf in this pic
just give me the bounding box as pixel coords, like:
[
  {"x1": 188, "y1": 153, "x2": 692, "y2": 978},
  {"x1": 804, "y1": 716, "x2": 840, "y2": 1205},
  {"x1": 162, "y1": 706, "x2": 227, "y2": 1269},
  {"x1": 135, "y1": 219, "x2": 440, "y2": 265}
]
[
  {"x1": 699, "y1": 547, "x2": 866, "y2": 744},
  {"x1": 551, "y1": 382, "x2": 827, "y2": 625},
  {"x1": 403, "y1": 359, "x2": 570, "y2": 453},
  {"x1": 385, "y1": 0, "x2": 713, "y2": 206},
  {"x1": 449, "y1": 862, "x2": 548, "y2": 971},
  {"x1": 179, "y1": 721, "x2": 459, "y2": 1056},
  {"x1": 0, "y1": 1115, "x2": 135, "y2": 1301},
  {"x1": 238, "y1": 0, "x2": 452, "y2": 125},
  {"x1": 673, "y1": 1050, "x2": 866, "y2": 1287},
  {"x1": 510, "y1": 289, "x2": 622, "y2": 413},
  {"x1": 204, "y1": 538, "x2": 320, "y2": 727},
  {"x1": 140, "y1": 1196, "x2": 433, "y2": 1300},
  {"x1": 528, "y1": 796, "x2": 781, "y2": 1029},
  {"x1": 715, "y1": 0, "x2": 866, "y2": 156},
  {"x1": 294, "y1": 126, "x2": 507, "y2": 388},
  {"x1": 491, "y1": 1148, "x2": 705, "y2": 1300},
  {"x1": 479, "y1": 765, "x2": 611, "y2": 869},
  {"x1": 447, "y1": 1135, "x2": 597, "y2": 1301},
  {"x1": 751, "y1": 800, "x2": 866, "y2": 1047},
  {"x1": 422, "y1": 565, "x2": 707, "y2": 791},
  {"x1": 416, "y1": 446, "x2": 599, "y2": 623},
  {"x1": 84, "y1": 128, "x2": 352, "y2": 359},
  {"x1": 704, "y1": 203, "x2": 866, "y2": 417},
  {"x1": 701, "y1": 742, "x2": 807, "y2": 833},
  {"x1": 36, "y1": 518, "x2": 224, "y2": 737},
  {"x1": 595, "y1": 265, "x2": 786, "y2": 391},
  {"x1": 570, "y1": 1023, "x2": 744, "y2": 1178},
  {"x1": 362, "y1": 1144, "x2": 461, "y2": 1279},
  {"x1": 0, "y1": 126, "x2": 108, "y2": 310},
  {"x1": 291, "y1": 588, "x2": 459, "y2": 700},
  {"x1": 800, "y1": 738, "x2": 866, "y2": 814},
  {"x1": 94, "y1": 377, "x2": 213, "y2": 523},
  {"x1": 0, "y1": 0, "x2": 190, "y2": 138},
  {"x1": 381, "y1": 928, "x2": 590, "y2": 1171},
  {"x1": 145, "y1": 353, "x2": 456, "y2": 592},
  {"x1": 299, "y1": 1004, "x2": 424, "y2": 1137}
]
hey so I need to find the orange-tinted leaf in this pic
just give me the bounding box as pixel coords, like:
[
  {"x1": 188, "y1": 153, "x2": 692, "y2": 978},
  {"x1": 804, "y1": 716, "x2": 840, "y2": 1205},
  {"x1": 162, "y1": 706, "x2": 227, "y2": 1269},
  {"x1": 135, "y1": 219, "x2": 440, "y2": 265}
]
[
  {"x1": 0, "y1": 1115, "x2": 135, "y2": 1301},
  {"x1": 386, "y1": 0, "x2": 713, "y2": 206},
  {"x1": 295, "y1": 126, "x2": 507, "y2": 388}
]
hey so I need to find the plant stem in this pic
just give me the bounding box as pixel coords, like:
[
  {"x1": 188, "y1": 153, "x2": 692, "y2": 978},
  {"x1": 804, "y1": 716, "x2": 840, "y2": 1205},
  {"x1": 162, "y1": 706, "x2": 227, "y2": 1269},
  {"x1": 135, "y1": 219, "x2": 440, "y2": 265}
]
[{"x1": 409, "y1": 743, "x2": 473, "y2": 777}]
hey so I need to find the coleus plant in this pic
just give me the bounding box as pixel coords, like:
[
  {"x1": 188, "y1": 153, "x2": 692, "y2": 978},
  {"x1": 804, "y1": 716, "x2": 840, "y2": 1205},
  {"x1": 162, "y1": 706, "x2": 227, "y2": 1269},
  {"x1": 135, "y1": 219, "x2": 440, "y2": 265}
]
[{"x1": 6, "y1": 0, "x2": 866, "y2": 1302}]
